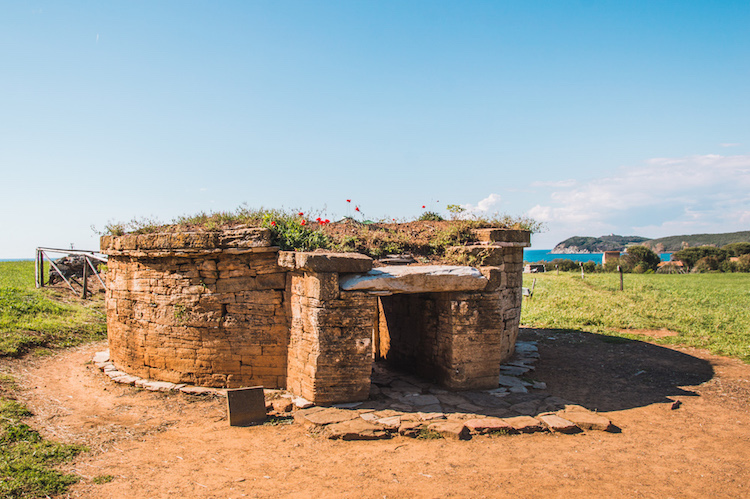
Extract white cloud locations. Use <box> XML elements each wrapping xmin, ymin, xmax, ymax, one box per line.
<box><xmin>460</xmin><ymin>193</ymin><xmax>501</xmax><ymax>216</ymax></box>
<box><xmin>720</xmin><ymin>143</ymin><xmax>741</xmax><ymax>147</ymax></box>
<box><xmin>529</xmin><ymin>154</ymin><xmax>750</xmax><ymax>240</ymax></box>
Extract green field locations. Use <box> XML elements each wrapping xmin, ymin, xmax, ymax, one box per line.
<box><xmin>0</xmin><ymin>261</ymin><xmax>104</xmax><ymax>497</ymax></box>
<box><xmin>522</xmin><ymin>272</ymin><xmax>750</xmax><ymax>363</ymax></box>
<box><xmin>0</xmin><ymin>261</ymin><xmax>105</xmax><ymax>357</ymax></box>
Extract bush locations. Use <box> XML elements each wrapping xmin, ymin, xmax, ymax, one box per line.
<box><xmin>417</xmin><ymin>211</ymin><xmax>444</xmax><ymax>222</ymax></box>
<box><xmin>582</xmin><ymin>261</ymin><xmax>596</xmax><ymax>273</ymax></box>
<box><xmin>692</xmin><ymin>256</ymin><xmax>721</xmax><ymax>273</ymax></box>
<box><xmin>736</xmin><ymin>254</ymin><xmax>750</xmax><ymax>273</ymax></box>
<box><xmin>672</xmin><ymin>246</ymin><xmax>728</xmax><ymax>269</ymax></box>
<box><xmin>723</xmin><ymin>242</ymin><xmax>750</xmax><ymax>257</ymax></box>
<box><xmin>622</xmin><ymin>245</ymin><xmax>661</xmax><ymax>272</ymax></box>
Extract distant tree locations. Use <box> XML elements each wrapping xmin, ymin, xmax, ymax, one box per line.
<box><xmin>672</xmin><ymin>246</ymin><xmax>728</xmax><ymax>269</ymax></box>
<box><xmin>692</xmin><ymin>256</ymin><xmax>721</xmax><ymax>273</ymax></box>
<box><xmin>737</xmin><ymin>254</ymin><xmax>750</xmax><ymax>273</ymax></box>
<box><xmin>722</xmin><ymin>242</ymin><xmax>750</xmax><ymax>257</ymax></box>
<box><xmin>622</xmin><ymin>245</ymin><xmax>661</xmax><ymax>272</ymax></box>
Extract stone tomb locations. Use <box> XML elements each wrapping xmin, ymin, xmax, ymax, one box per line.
<box><xmin>101</xmin><ymin>227</ymin><xmax>529</xmax><ymax>404</ymax></box>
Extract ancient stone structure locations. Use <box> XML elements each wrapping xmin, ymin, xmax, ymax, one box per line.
<box><xmin>101</xmin><ymin>227</ymin><xmax>530</xmax><ymax>404</ymax></box>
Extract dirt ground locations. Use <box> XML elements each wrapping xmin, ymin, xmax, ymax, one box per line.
<box><xmin>5</xmin><ymin>327</ymin><xmax>750</xmax><ymax>499</ymax></box>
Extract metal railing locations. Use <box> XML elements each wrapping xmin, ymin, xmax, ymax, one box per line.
<box><xmin>35</xmin><ymin>247</ymin><xmax>108</xmax><ymax>298</ymax></box>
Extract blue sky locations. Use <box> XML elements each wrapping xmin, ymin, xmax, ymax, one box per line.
<box><xmin>1</xmin><ymin>1</ymin><xmax>748</xmax><ymax>258</ymax></box>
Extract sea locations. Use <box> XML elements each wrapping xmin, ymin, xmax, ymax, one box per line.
<box><xmin>524</xmin><ymin>249</ymin><xmax>673</xmax><ymax>264</ymax></box>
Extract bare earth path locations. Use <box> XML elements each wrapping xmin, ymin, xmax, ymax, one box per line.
<box><xmin>6</xmin><ymin>328</ymin><xmax>750</xmax><ymax>498</ymax></box>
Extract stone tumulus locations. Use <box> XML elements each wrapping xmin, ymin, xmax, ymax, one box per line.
<box><xmin>101</xmin><ymin>226</ymin><xmax>530</xmax><ymax>404</ymax></box>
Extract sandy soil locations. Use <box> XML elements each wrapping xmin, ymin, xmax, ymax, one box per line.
<box><xmin>5</xmin><ymin>328</ymin><xmax>750</xmax><ymax>499</ymax></box>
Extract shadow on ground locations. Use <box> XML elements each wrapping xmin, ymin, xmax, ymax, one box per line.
<box><xmin>352</xmin><ymin>327</ymin><xmax>715</xmax><ymax>423</ymax></box>
<box><xmin>523</xmin><ymin>327</ymin><xmax>714</xmax><ymax>412</ymax></box>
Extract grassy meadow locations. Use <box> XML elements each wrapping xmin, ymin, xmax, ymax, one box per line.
<box><xmin>522</xmin><ymin>271</ymin><xmax>750</xmax><ymax>363</ymax></box>
<box><xmin>0</xmin><ymin>261</ymin><xmax>105</xmax><ymax>498</ymax></box>
<box><xmin>0</xmin><ymin>261</ymin><xmax>105</xmax><ymax>357</ymax></box>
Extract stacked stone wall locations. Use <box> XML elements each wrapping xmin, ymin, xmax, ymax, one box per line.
<box><xmin>103</xmin><ymin>229</ymin><xmax>288</xmax><ymax>388</ymax></box>
<box><xmin>102</xmin><ymin>227</ymin><xmax>530</xmax><ymax>403</ymax></box>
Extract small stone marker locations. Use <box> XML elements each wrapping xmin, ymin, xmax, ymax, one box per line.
<box><xmin>226</xmin><ymin>386</ymin><xmax>266</xmax><ymax>426</ymax></box>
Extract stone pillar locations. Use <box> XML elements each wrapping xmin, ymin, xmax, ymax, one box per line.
<box><xmin>280</xmin><ymin>251</ymin><xmax>375</xmax><ymax>404</ymax></box>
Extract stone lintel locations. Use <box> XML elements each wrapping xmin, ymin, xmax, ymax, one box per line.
<box><xmin>279</xmin><ymin>251</ymin><xmax>373</xmax><ymax>273</ymax></box>
<box><xmin>471</xmin><ymin>228</ymin><xmax>531</xmax><ymax>245</ymax></box>
<box><xmin>339</xmin><ymin>265</ymin><xmax>488</xmax><ymax>294</ymax></box>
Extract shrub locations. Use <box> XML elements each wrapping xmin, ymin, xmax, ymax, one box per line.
<box><xmin>736</xmin><ymin>254</ymin><xmax>750</xmax><ymax>273</ymax></box>
<box><xmin>418</xmin><ymin>211</ymin><xmax>444</xmax><ymax>222</ymax></box>
<box><xmin>723</xmin><ymin>242</ymin><xmax>750</xmax><ymax>257</ymax></box>
<box><xmin>622</xmin><ymin>245</ymin><xmax>661</xmax><ymax>272</ymax></box>
<box><xmin>582</xmin><ymin>261</ymin><xmax>597</xmax><ymax>273</ymax></box>
<box><xmin>672</xmin><ymin>246</ymin><xmax>728</xmax><ymax>269</ymax></box>
<box><xmin>692</xmin><ymin>256</ymin><xmax>721</xmax><ymax>273</ymax></box>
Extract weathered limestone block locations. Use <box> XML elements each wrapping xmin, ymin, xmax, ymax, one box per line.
<box><xmin>445</xmin><ymin>245</ymin><xmax>505</xmax><ymax>266</ymax></box>
<box><xmin>471</xmin><ymin>228</ymin><xmax>531</xmax><ymax>245</ymax></box>
<box><xmin>278</xmin><ymin>251</ymin><xmax>373</xmax><ymax>273</ymax></box>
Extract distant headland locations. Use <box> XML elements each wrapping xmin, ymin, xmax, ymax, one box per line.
<box><xmin>551</xmin><ymin>230</ymin><xmax>750</xmax><ymax>253</ymax></box>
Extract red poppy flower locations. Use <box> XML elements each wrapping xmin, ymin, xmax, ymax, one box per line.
<box><xmin>324</xmin><ymin>219</ymin><xmax>330</xmax><ymax>224</ymax></box>
<box><xmin>346</xmin><ymin>199</ymin><xmax>351</xmax><ymax>203</ymax></box>
<box><xmin>355</xmin><ymin>206</ymin><xmax>360</xmax><ymax>212</ymax></box>
<box><xmin>422</xmin><ymin>205</ymin><xmax>426</xmax><ymax>209</ymax></box>
<box><xmin>298</xmin><ymin>212</ymin><xmax>304</xmax><ymax>217</ymax></box>
<box><xmin>316</xmin><ymin>217</ymin><xmax>322</xmax><ymax>222</ymax></box>
<box><xmin>270</xmin><ymin>221</ymin><xmax>276</xmax><ymax>226</ymax></box>
<box><xmin>300</xmin><ymin>219</ymin><xmax>306</xmax><ymax>226</ymax></box>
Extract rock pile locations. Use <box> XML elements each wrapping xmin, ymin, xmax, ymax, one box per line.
<box><xmin>48</xmin><ymin>255</ymin><xmax>94</xmax><ymax>284</ymax></box>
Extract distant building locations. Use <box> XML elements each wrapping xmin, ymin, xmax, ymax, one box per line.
<box><xmin>657</xmin><ymin>260</ymin><xmax>686</xmax><ymax>274</ymax></box>
<box><xmin>524</xmin><ymin>264</ymin><xmax>545</xmax><ymax>273</ymax></box>
<box><xmin>602</xmin><ymin>251</ymin><xmax>621</xmax><ymax>265</ymax></box>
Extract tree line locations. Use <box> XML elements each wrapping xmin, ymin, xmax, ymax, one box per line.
<box><xmin>531</xmin><ymin>242</ymin><xmax>750</xmax><ymax>274</ymax></box>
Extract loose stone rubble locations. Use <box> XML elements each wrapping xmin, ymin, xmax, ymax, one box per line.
<box><xmin>94</xmin><ymin>340</ymin><xmax>615</xmax><ymax>440</ymax></box>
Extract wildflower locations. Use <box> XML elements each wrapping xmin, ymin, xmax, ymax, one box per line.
<box><xmin>422</xmin><ymin>205</ymin><xmax>425</xmax><ymax>209</ymax></box>
<box><xmin>298</xmin><ymin>212</ymin><xmax>304</xmax><ymax>217</ymax></box>
<box><xmin>300</xmin><ymin>219</ymin><xmax>306</xmax><ymax>226</ymax></box>
<box><xmin>270</xmin><ymin>221</ymin><xmax>276</xmax><ymax>226</ymax></box>
<box><xmin>355</xmin><ymin>206</ymin><xmax>360</xmax><ymax>212</ymax></box>
<box><xmin>324</xmin><ymin>219</ymin><xmax>330</xmax><ymax>224</ymax></box>
<box><xmin>316</xmin><ymin>217</ymin><xmax>322</xmax><ymax>223</ymax></box>
<box><xmin>347</xmin><ymin>199</ymin><xmax>351</xmax><ymax>203</ymax></box>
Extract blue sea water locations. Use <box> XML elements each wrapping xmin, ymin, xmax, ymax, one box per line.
<box><xmin>524</xmin><ymin>249</ymin><xmax>672</xmax><ymax>264</ymax></box>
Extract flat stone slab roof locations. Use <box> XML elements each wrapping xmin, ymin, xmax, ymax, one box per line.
<box><xmin>339</xmin><ymin>265</ymin><xmax>488</xmax><ymax>294</ymax></box>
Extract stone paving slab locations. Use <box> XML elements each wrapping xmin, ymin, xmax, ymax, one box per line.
<box><xmin>558</xmin><ymin>408</ymin><xmax>613</xmax><ymax>431</ymax></box>
<box><xmin>428</xmin><ymin>421</ymin><xmax>470</xmax><ymax>440</ymax></box>
<box><xmin>464</xmin><ymin>417</ymin><xmax>514</xmax><ymax>435</ymax></box>
<box><xmin>504</xmin><ymin>416</ymin><xmax>545</xmax><ymax>433</ymax></box>
<box><xmin>324</xmin><ymin>419</ymin><xmax>392</xmax><ymax>440</ymax></box>
<box><xmin>538</xmin><ymin>414</ymin><xmax>580</xmax><ymax>434</ymax></box>
<box><xmin>92</xmin><ymin>339</ymin><xmax>618</xmax><ymax>442</ymax></box>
